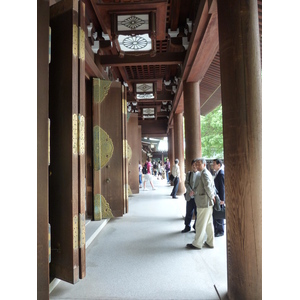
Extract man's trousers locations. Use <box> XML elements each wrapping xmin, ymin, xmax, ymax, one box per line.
<box><xmin>184</xmin><ymin>198</ymin><xmax>197</xmax><ymax>229</ymax></box>
<box><xmin>192</xmin><ymin>206</ymin><xmax>214</xmax><ymax>248</ymax></box>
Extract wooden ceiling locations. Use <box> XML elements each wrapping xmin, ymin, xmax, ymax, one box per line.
<box><xmin>81</xmin><ymin>0</ymin><xmax>262</xmax><ymax>137</ymax></box>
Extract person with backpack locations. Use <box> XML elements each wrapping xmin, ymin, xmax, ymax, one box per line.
<box><xmin>182</xmin><ymin>159</ymin><xmax>199</xmax><ymax>233</ymax></box>
<box><xmin>142</xmin><ymin>157</ymin><xmax>156</xmax><ymax>191</ymax></box>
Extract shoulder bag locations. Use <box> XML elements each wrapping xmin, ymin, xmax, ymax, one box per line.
<box><xmin>169</xmin><ymin>173</ymin><xmax>174</xmax><ymax>181</ymax></box>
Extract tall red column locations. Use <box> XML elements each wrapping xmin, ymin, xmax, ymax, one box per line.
<box><xmin>184</xmin><ymin>81</ymin><xmax>202</xmax><ymax>168</ymax></box>
<box><xmin>218</xmin><ymin>0</ymin><xmax>262</xmax><ymax>299</ymax></box>
<box><xmin>173</xmin><ymin>112</ymin><xmax>185</xmax><ymax>194</ymax></box>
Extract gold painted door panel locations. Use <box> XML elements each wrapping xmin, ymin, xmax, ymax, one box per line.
<box><xmin>93</xmin><ymin>79</ymin><xmax>125</xmax><ymax>218</ymax></box>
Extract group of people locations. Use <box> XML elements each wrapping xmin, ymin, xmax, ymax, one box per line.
<box><xmin>138</xmin><ymin>156</ymin><xmax>225</xmax><ymax>250</ymax></box>
<box><xmin>183</xmin><ymin>158</ymin><xmax>225</xmax><ymax>250</ymax></box>
<box><xmin>152</xmin><ymin>161</ymin><xmax>164</xmax><ymax>179</ymax></box>
<box><xmin>138</xmin><ymin>157</ymin><xmax>172</xmax><ymax>190</ymax></box>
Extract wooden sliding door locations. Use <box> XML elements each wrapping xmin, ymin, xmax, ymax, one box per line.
<box><xmin>49</xmin><ymin>0</ymin><xmax>86</xmax><ymax>284</ymax></box>
<box><xmin>93</xmin><ymin>79</ymin><xmax>126</xmax><ymax>219</ymax></box>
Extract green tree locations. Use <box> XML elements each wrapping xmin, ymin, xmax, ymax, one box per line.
<box><xmin>201</xmin><ymin>104</ymin><xmax>224</xmax><ymax>158</ymax></box>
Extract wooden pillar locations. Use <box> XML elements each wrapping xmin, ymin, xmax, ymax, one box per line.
<box><xmin>183</xmin><ymin>81</ymin><xmax>202</xmax><ymax>168</ymax></box>
<box><xmin>138</xmin><ymin>125</ymin><xmax>142</xmax><ymax>166</ymax></box>
<box><xmin>217</xmin><ymin>0</ymin><xmax>262</xmax><ymax>299</ymax></box>
<box><xmin>37</xmin><ymin>0</ymin><xmax>49</xmax><ymax>298</ymax></box>
<box><xmin>168</xmin><ymin>127</ymin><xmax>174</xmax><ymax>172</ymax></box>
<box><xmin>122</xmin><ymin>86</ymin><xmax>129</xmax><ymax>213</ymax></box>
<box><xmin>173</xmin><ymin>113</ymin><xmax>185</xmax><ymax>194</ymax></box>
<box><xmin>127</xmin><ymin>114</ymin><xmax>139</xmax><ymax>194</ymax></box>
<box><xmin>167</xmin><ymin>127</ymin><xmax>174</xmax><ymax>186</ymax></box>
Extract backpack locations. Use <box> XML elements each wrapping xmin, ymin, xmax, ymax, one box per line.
<box><xmin>142</xmin><ymin>164</ymin><xmax>148</xmax><ymax>174</ymax></box>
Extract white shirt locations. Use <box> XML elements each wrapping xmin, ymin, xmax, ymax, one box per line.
<box><xmin>192</xmin><ymin>171</ymin><xmax>198</xmax><ymax>189</ymax></box>
<box><xmin>172</xmin><ymin>164</ymin><xmax>180</xmax><ymax>177</ymax></box>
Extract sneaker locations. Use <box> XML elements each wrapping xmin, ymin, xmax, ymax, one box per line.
<box><xmin>152</xmin><ymin>188</ymin><xmax>156</xmax><ymax>190</ymax></box>
<box><xmin>143</xmin><ymin>188</ymin><xmax>148</xmax><ymax>191</ymax></box>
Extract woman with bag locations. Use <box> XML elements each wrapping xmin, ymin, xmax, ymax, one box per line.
<box><xmin>142</xmin><ymin>157</ymin><xmax>156</xmax><ymax>191</ymax></box>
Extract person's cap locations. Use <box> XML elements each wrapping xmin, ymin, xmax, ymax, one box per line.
<box><xmin>175</xmin><ymin>159</ymin><xmax>179</xmax><ymax>163</ymax></box>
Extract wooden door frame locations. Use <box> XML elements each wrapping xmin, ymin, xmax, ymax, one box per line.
<box><xmin>37</xmin><ymin>0</ymin><xmax>50</xmax><ymax>298</ymax></box>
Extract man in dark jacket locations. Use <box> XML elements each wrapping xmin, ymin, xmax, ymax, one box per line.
<box><xmin>213</xmin><ymin>159</ymin><xmax>225</xmax><ymax>237</ymax></box>
<box><xmin>182</xmin><ymin>159</ymin><xmax>198</xmax><ymax>233</ymax></box>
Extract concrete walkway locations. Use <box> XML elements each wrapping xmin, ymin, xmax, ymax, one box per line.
<box><xmin>50</xmin><ymin>178</ymin><xmax>227</xmax><ymax>300</ymax></box>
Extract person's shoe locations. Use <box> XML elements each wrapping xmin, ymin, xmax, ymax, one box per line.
<box><xmin>204</xmin><ymin>242</ymin><xmax>214</xmax><ymax>248</ymax></box>
<box><xmin>172</xmin><ymin>196</ymin><xmax>178</xmax><ymax>199</ymax></box>
<box><xmin>186</xmin><ymin>243</ymin><xmax>201</xmax><ymax>250</ymax></box>
<box><xmin>181</xmin><ymin>227</ymin><xmax>190</xmax><ymax>233</ymax></box>
<box><xmin>215</xmin><ymin>232</ymin><xmax>224</xmax><ymax>237</ymax></box>
<box><xmin>152</xmin><ymin>188</ymin><xmax>156</xmax><ymax>190</ymax></box>
<box><xmin>143</xmin><ymin>188</ymin><xmax>148</xmax><ymax>191</ymax></box>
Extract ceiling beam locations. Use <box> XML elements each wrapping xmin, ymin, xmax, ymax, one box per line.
<box><xmin>170</xmin><ymin>0</ymin><xmax>181</xmax><ymax>31</ymax></box>
<box><xmin>168</xmin><ymin>0</ymin><xmax>219</xmax><ymax>128</ymax></box>
<box><xmin>98</xmin><ymin>52</ymin><xmax>185</xmax><ymax>67</ymax></box>
<box><xmin>127</xmin><ymin>92</ymin><xmax>174</xmax><ymax>102</ymax></box>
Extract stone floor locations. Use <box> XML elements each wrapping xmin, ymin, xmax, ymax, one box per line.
<box><xmin>50</xmin><ymin>178</ymin><xmax>228</xmax><ymax>300</ymax></box>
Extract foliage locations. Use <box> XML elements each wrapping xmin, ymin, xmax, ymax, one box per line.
<box><xmin>201</xmin><ymin>104</ymin><xmax>224</xmax><ymax>158</ymax></box>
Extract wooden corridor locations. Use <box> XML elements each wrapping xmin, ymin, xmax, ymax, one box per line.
<box><xmin>49</xmin><ymin>178</ymin><xmax>227</xmax><ymax>300</ymax></box>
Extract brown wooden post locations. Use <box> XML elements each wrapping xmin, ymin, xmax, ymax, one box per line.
<box><xmin>183</xmin><ymin>81</ymin><xmax>202</xmax><ymax>168</ymax></box>
<box><xmin>122</xmin><ymin>85</ymin><xmax>129</xmax><ymax>213</ymax></box>
<box><xmin>37</xmin><ymin>0</ymin><xmax>49</xmax><ymax>298</ymax></box>
<box><xmin>127</xmin><ymin>114</ymin><xmax>139</xmax><ymax>194</ymax></box>
<box><xmin>173</xmin><ymin>113</ymin><xmax>185</xmax><ymax>194</ymax></box>
<box><xmin>78</xmin><ymin>0</ymin><xmax>86</xmax><ymax>279</ymax></box>
<box><xmin>217</xmin><ymin>0</ymin><xmax>262</xmax><ymax>299</ymax></box>
<box><xmin>138</xmin><ymin>125</ymin><xmax>142</xmax><ymax>168</ymax></box>
<box><xmin>168</xmin><ymin>127</ymin><xmax>174</xmax><ymax>178</ymax></box>
<box><xmin>49</xmin><ymin>0</ymin><xmax>80</xmax><ymax>284</ymax></box>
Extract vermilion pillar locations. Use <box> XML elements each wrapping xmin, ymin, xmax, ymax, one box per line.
<box><xmin>173</xmin><ymin>112</ymin><xmax>185</xmax><ymax>194</ymax></box>
<box><xmin>183</xmin><ymin>81</ymin><xmax>202</xmax><ymax>167</ymax></box>
<box><xmin>217</xmin><ymin>0</ymin><xmax>262</xmax><ymax>299</ymax></box>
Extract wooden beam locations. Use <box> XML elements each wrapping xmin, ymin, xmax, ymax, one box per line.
<box><xmin>85</xmin><ymin>38</ymin><xmax>108</xmax><ymax>79</ymax></box>
<box><xmin>186</xmin><ymin>11</ymin><xmax>219</xmax><ymax>82</ymax></box>
<box><xmin>170</xmin><ymin>0</ymin><xmax>181</xmax><ymax>31</ymax></box>
<box><xmin>91</xmin><ymin>1</ymin><xmax>167</xmax><ymax>40</ymax></box>
<box><xmin>140</xmin><ymin>119</ymin><xmax>168</xmax><ymax>135</ymax></box>
<box><xmin>168</xmin><ymin>0</ymin><xmax>213</xmax><ymax>128</ymax></box>
<box><xmin>127</xmin><ymin>92</ymin><xmax>174</xmax><ymax>102</ymax></box>
<box><xmin>98</xmin><ymin>52</ymin><xmax>185</xmax><ymax>67</ymax></box>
